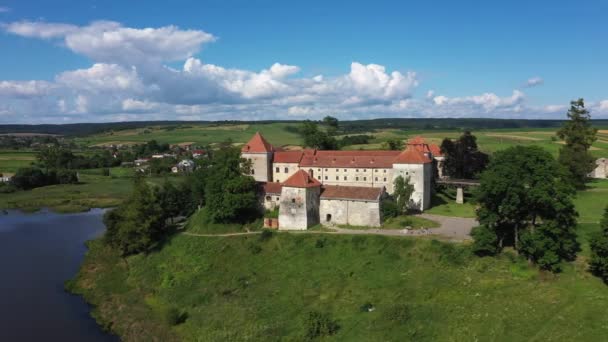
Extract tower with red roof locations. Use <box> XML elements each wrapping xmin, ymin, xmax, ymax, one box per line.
<box><xmin>278</xmin><ymin>170</ymin><xmax>321</xmax><ymax>230</ymax></box>
<box><xmin>241</xmin><ymin>132</ymin><xmax>275</xmax><ymax>182</ymax></box>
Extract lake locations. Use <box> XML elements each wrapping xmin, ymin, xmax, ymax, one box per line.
<box><xmin>0</xmin><ymin>208</ymin><xmax>117</xmax><ymax>341</ymax></box>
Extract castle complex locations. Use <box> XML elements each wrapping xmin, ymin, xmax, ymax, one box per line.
<box><xmin>241</xmin><ymin>132</ymin><xmax>443</xmax><ymax>230</ymax></box>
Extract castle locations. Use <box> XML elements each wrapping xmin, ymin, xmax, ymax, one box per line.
<box><xmin>241</xmin><ymin>132</ymin><xmax>442</xmax><ymax>230</ymax></box>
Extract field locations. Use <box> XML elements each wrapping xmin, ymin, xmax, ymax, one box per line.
<box><xmin>0</xmin><ymin>150</ymin><xmax>36</xmax><ymax>173</ymax></box>
<box><xmin>0</xmin><ymin>167</ymin><xmax>176</xmax><ymax>213</ymax></box>
<box><xmin>70</xmin><ymin>230</ymin><xmax>608</xmax><ymax>341</ymax></box>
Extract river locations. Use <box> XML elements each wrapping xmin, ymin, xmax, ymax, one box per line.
<box><xmin>0</xmin><ymin>208</ymin><xmax>117</xmax><ymax>341</ymax></box>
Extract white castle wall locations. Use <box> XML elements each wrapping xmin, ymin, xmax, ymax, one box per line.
<box><xmin>319</xmin><ymin>199</ymin><xmax>381</xmax><ymax>227</ymax></box>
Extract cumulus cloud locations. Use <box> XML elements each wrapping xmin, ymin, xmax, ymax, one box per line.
<box><xmin>5</xmin><ymin>20</ymin><xmax>216</xmax><ymax>65</ymax></box>
<box><xmin>0</xmin><ymin>19</ymin><xmax>595</xmax><ymax>123</ymax></box>
<box><xmin>525</xmin><ymin>76</ymin><xmax>544</xmax><ymax>88</ymax></box>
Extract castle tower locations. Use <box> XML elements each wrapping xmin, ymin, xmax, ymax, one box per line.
<box><xmin>278</xmin><ymin>170</ymin><xmax>321</xmax><ymax>230</ymax></box>
<box><xmin>392</xmin><ymin>146</ymin><xmax>433</xmax><ymax>210</ymax></box>
<box><xmin>241</xmin><ymin>132</ymin><xmax>274</xmax><ymax>182</ymax></box>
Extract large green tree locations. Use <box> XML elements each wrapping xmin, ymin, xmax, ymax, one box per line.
<box><xmin>557</xmin><ymin>99</ymin><xmax>597</xmax><ymax>189</ymax></box>
<box><xmin>103</xmin><ymin>176</ymin><xmax>165</xmax><ymax>256</ymax></box>
<box><xmin>393</xmin><ymin>175</ymin><xmax>415</xmax><ymax>214</ymax></box>
<box><xmin>301</xmin><ymin>121</ymin><xmax>338</xmax><ymax>150</ymax></box>
<box><xmin>475</xmin><ymin>146</ymin><xmax>579</xmax><ymax>271</ymax></box>
<box><xmin>589</xmin><ymin>206</ymin><xmax>608</xmax><ymax>283</ymax></box>
<box><xmin>202</xmin><ymin>147</ymin><xmax>259</xmax><ymax>223</ymax></box>
<box><xmin>440</xmin><ymin>131</ymin><xmax>489</xmax><ymax>179</ymax></box>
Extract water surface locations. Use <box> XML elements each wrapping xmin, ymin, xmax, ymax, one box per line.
<box><xmin>0</xmin><ymin>208</ymin><xmax>117</xmax><ymax>341</ymax></box>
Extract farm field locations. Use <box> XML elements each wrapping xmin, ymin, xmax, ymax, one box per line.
<box><xmin>0</xmin><ymin>150</ymin><xmax>37</xmax><ymax>173</ymax></box>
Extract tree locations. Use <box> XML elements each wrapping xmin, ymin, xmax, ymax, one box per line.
<box><xmin>322</xmin><ymin>116</ymin><xmax>339</xmax><ymax>130</ymax></box>
<box><xmin>393</xmin><ymin>175</ymin><xmax>415</xmax><ymax>214</ymax></box>
<box><xmin>589</xmin><ymin>206</ymin><xmax>608</xmax><ymax>283</ymax></box>
<box><xmin>301</xmin><ymin>121</ymin><xmax>338</xmax><ymax>150</ymax></box>
<box><xmin>557</xmin><ymin>99</ymin><xmax>597</xmax><ymax>189</ymax></box>
<box><xmin>440</xmin><ymin>131</ymin><xmax>489</xmax><ymax>179</ymax></box>
<box><xmin>103</xmin><ymin>176</ymin><xmax>165</xmax><ymax>256</ymax></box>
<box><xmin>381</xmin><ymin>139</ymin><xmax>404</xmax><ymax>151</ymax></box>
<box><xmin>202</xmin><ymin>147</ymin><xmax>259</xmax><ymax>223</ymax></box>
<box><xmin>475</xmin><ymin>146</ymin><xmax>579</xmax><ymax>271</ymax></box>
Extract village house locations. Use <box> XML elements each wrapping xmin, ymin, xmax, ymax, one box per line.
<box><xmin>242</xmin><ymin>132</ymin><xmax>442</xmax><ymax>230</ymax></box>
<box><xmin>172</xmin><ymin>159</ymin><xmax>195</xmax><ymax>173</ymax></box>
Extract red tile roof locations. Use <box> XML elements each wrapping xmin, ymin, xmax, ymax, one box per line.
<box><xmin>299</xmin><ymin>150</ymin><xmax>400</xmax><ymax>168</ymax></box>
<box><xmin>241</xmin><ymin>132</ymin><xmax>274</xmax><ymax>153</ymax></box>
<box><xmin>320</xmin><ymin>185</ymin><xmax>384</xmax><ymax>201</ymax></box>
<box><xmin>393</xmin><ymin>147</ymin><xmax>432</xmax><ymax>164</ymax></box>
<box><xmin>283</xmin><ymin>170</ymin><xmax>321</xmax><ymax>188</ymax></box>
<box><xmin>429</xmin><ymin>144</ymin><xmax>443</xmax><ymax>156</ymax></box>
<box><xmin>261</xmin><ymin>182</ymin><xmax>283</xmax><ymax>194</ymax></box>
<box><xmin>273</xmin><ymin>151</ymin><xmax>304</xmax><ymax>163</ymax></box>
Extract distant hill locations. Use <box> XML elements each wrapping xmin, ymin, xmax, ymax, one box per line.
<box><xmin>1</xmin><ymin>118</ymin><xmax>607</xmax><ymax>136</ymax></box>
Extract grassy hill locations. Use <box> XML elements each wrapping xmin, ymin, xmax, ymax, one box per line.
<box><xmin>70</xmin><ymin>231</ymin><xmax>608</xmax><ymax>341</ymax></box>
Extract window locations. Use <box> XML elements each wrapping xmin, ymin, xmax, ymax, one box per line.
<box><xmin>275</xmin><ymin>167</ymin><xmax>279</xmax><ymax>173</ymax></box>
<box><xmin>375</xmin><ymin>177</ymin><xmax>378</xmax><ymax>181</ymax></box>
<box><xmin>318</xmin><ymin>168</ymin><xmax>321</xmax><ymax>172</ymax></box>
<box><xmin>383</xmin><ymin>169</ymin><xmax>387</xmax><ymax>173</ymax></box>
<box><xmin>344</xmin><ymin>169</ymin><xmax>347</xmax><ymax>172</ymax></box>
<box><xmin>406</xmin><ymin>171</ymin><xmax>409</xmax><ymax>175</ymax></box>
<box><xmin>356</xmin><ymin>177</ymin><xmax>359</xmax><ymax>181</ymax></box>
<box><xmin>336</xmin><ymin>176</ymin><xmax>339</xmax><ymax>180</ymax></box>
<box><xmin>291</xmin><ymin>198</ymin><xmax>296</xmax><ymax>203</ymax></box>
<box><xmin>335</xmin><ymin>169</ymin><xmax>339</xmax><ymax>172</ymax></box>
<box><xmin>356</xmin><ymin>169</ymin><xmax>359</xmax><ymax>172</ymax></box>
<box><xmin>276</xmin><ymin>197</ymin><xmax>280</xmax><ymax>201</ymax></box>
<box><xmin>363</xmin><ymin>169</ymin><xmax>367</xmax><ymax>172</ymax></box>
<box><xmin>325</xmin><ymin>176</ymin><xmax>328</xmax><ymax>180</ymax></box>
<box><xmin>383</xmin><ymin>177</ymin><xmax>387</xmax><ymax>182</ymax></box>
<box><xmin>344</xmin><ymin>176</ymin><xmax>347</xmax><ymax>180</ymax></box>
<box><xmin>363</xmin><ymin>177</ymin><xmax>367</xmax><ymax>181</ymax></box>
<box><xmin>265</xmin><ymin>196</ymin><xmax>271</xmax><ymax>201</ymax></box>
<box><xmin>251</xmin><ymin>169</ymin><xmax>255</xmax><ymax>175</ymax></box>
<box><xmin>284</xmin><ymin>167</ymin><xmax>288</xmax><ymax>173</ymax></box>
<box><xmin>375</xmin><ymin>169</ymin><xmax>378</xmax><ymax>173</ymax></box>
<box><xmin>325</xmin><ymin>168</ymin><xmax>328</xmax><ymax>171</ymax></box>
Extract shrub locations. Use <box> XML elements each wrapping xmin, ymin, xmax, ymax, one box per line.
<box><xmin>164</xmin><ymin>307</ymin><xmax>188</xmax><ymax>326</ymax></box>
<box><xmin>359</xmin><ymin>302</ymin><xmax>375</xmax><ymax>312</ymax></box>
<box><xmin>384</xmin><ymin>304</ymin><xmax>410</xmax><ymax>323</ymax></box>
<box><xmin>259</xmin><ymin>229</ymin><xmax>274</xmax><ymax>242</ymax></box>
<box><xmin>305</xmin><ymin>311</ymin><xmax>340</xmax><ymax>340</ymax></box>
<box><xmin>470</xmin><ymin>226</ymin><xmax>499</xmax><ymax>256</ymax></box>
<box><xmin>381</xmin><ymin>198</ymin><xmax>399</xmax><ymax>219</ymax></box>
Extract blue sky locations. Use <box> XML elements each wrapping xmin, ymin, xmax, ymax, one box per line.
<box><xmin>0</xmin><ymin>0</ymin><xmax>607</xmax><ymax>123</ymax></box>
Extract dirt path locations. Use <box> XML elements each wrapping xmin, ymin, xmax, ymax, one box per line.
<box><xmin>182</xmin><ymin>214</ymin><xmax>478</xmax><ymax>241</ymax></box>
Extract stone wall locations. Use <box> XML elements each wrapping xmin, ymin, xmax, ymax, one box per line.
<box><xmin>278</xmin><ymin>186</ymin><xmax>320</xmax><ymax>230</ymax></box>
<box><xmin>319</xmin><ymin>199</ymin><xmax>381</xmax><ymax>227</ymax></box>
<box><xmin>242</xmin><ymin>152</ymin><xmax>272</xmax><ymax>182</ymax></box>
<box><xmin>591</xmin><ymin>158</ymin><xmax>607</xmax><ymax>179</ymax></box>
<box><xmin>271</xmin><ymin>162</ymin><xmax>299</xmax><ymax>183</ymax></box>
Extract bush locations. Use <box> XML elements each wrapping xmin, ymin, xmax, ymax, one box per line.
<box><xmin>384</xmin><ymin>304</ymin><xmax>410</xmax><ymax>323</ymax></box>
<box><xmin>381</xmin><ymin>198</ymin><xmax>399</xmax><ymax>219</ymax></box>
<box><xmin>359</xmin><ymin>302</ymin><xmax>375</xmax><ymax>312</ymax></box>
<box><xmin>305</xmin><ymin>311</ymin><xmax>340</xmax><ymax>340</ymax></box>
<box><xmin>164</xmin><ymin>307</ymin><xmax>188</xmax><ymax>326</ymax></box>
<box><xmin>471</xmin><ymin>225</ymin><xmax>499</xmax><ymax>256</ymax></box>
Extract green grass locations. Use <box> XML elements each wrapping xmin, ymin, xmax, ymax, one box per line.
<box><xmin>0</xmin><ymin>150</ymin><xmax>36</xmax><ymax>173</ymax></box>
<box><xmin>339</xmin><ymin>215</ymin><xmax>440</xmax><ymax>230</ymax></box>
<box><xmin>0</xmin><ymin>168</ymin><xmax>172</xmax><ymax>213</ymax></box>
<box><xmin>70</xmin><ymin>233</ymin><xmax>608</xmax><ymax>341</ymax></box>
<box><xmin>425</xmin><ymin>189</ymin><xmax>478</xmax><ymax>218</ymax></box>
<box><xmin>184</xmin><ymin>210</ymin><xmax>262</xmax><ymax>234</ymax></box>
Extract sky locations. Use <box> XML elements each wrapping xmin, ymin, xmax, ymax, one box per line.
<box><xmin>0</xmin><ymin>0</ymin><xmax>607</xmax><ymax>124</ymax></box>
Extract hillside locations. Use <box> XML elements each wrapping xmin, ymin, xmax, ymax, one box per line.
<box><xmin>70</xmin><ymin>232</ymin><xmax>608</xmax><ymax>341</ymax></box>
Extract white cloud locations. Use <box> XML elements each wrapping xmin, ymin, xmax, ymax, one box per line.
<box><xmin>5</xmin><ymin>20</ymin><xmax>216</xmax><ymax>65</ymax></box>
<box><xmin>525</xmin><ymin>76</ymin><xmax>544</xmax><ymax>88</ymax></box>
<box><xmin>0</xmin><ymin>6</ymin><xmax>11</xmax><ymax>13</ymax></box>
<box><xmin>0</xmin><ymin>80</ymin><xmax>55</xmax><ymax>97</ymax></box>
<box><xmin>0</xmin><ymin>19</ymin><xmax>597</xmax><ymax>123</ymax></box>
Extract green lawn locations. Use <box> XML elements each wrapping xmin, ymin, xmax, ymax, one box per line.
<box><xmin>0</xmin><ymin>168</ymin><xmax>175</xmax><ymax>213</ymax></box>
<box><xmin>184</xmin><ymin>210</ymin><xmax>263</xmax><ymax>234</ymax></box>
<box><xmin>70</xmin><ymin>232</ymin><xmax>608</xmax><ymax>341</ymax></box>
<box><xmin>0</xmin><ymin>150</ymin><xmax>37</xmax><ymax>173</ymax></box>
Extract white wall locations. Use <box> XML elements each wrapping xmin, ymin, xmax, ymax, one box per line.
<box><xmin>242</xmin><ymin>152</ymin><xmax>272</xmax><ymax>182</ymax></box>
<box><xmin>319</xmin><ymin>199</ymin><xmax>381</xmax><ymax>227</ymax></box>
<box><xmin>278</xmin><ymin>186</ymin><xmax>320</xmax><ymax>230</ymax></box>
<box><xmin>391</xmin><ymin>163</ymin><xmax>431</xmax><ymax>210</ymax></box>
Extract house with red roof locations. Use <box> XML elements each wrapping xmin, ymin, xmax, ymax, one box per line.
<box><xmin>242</xmin><ymin>132</ymin><xmax>441</xmax><ymax>228</ymax></box>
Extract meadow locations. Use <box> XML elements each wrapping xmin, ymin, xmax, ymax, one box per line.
<box><xmin>70</xmin><ymin>229</ymin><xmax>608</xmax><ymax>341</ymax></box>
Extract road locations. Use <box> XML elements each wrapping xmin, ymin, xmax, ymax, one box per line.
<box><xmin>182</xmin><ymin>214</ymin><xmax>478</xmax><ymax>241</ymax></box>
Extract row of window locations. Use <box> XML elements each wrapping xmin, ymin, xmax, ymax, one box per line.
<box><xmin>323</xmin><ymin>175</ymin><xmax>388</xmax><ymax>182</ymax></box>
<box><xmin>274</xmin><ymin>166</ymin><xmax>389</xmax><ymax>174</ymax></box>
